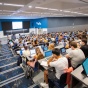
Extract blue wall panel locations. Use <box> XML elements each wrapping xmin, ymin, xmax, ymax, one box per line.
<box><xmin>0</xmin><ymin>22</ymin><xmax>2</xmax><ymax>31</ymax></box>
<box><xmin>30</xmin><ymin>18</ymin><xmax>48</xmax><ymax>28</ymax></box>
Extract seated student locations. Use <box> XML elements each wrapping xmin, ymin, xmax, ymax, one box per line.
<box><xmin>65</xmin><ymin>41</ymin><xmax>85</xmax><ymax>69</ymax></box>
<box><xmin>17</xmin><ymin>46</ymin><xmax>30</xmax><ymax>66</ymax></box>
<box><xmin>48</xmin><ymin>43</ymin><xmax>55</xmax><ymax>50</ymax></box>
<box><xmin>35</xmin><ymin>47</ymin><xmax>44</xmax><ymax>60</ymax></box>
<box><xmin>40</xmin><ymin>48</ymin><xmax>68</xmax><ymax>88</ymax></box>
<box><xmin>22</xmin><ymin>46</ymin><xmax>30</xmax><ymax>57</ymax></box>
<box><xmin>33</xmin><ymin>39</ymin><xmax>39</xmax><ymax>47</ymax></box>
<box><xmin>80</xmin><ymin>38</ymin><xmax>88</xmax><ymax>57</ymax></box>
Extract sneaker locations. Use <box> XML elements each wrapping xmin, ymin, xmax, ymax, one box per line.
<box><xmin>40</xmin><ymin>83</ymin><xmax>49</xmax><ymax>88</ymax></box>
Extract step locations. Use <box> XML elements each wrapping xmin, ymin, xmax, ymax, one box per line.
<box><xmin>0</xmin><ymin>56</ymin><xmax>18</xmax><ymax>66</ymax></box>
<box><xmin>0</xmin><ymin>54</ymin><xmax>13</xmax><ymax>59</ymax></box>
<box><xmin>1</xmin><ymin>75</ymin><xmax>34</xmax><ymax>88</ymax></box>
<box><xmin>0</xmin><ymin>66</ymin><xmax>23</xmax><ymax>82</ymax></box>
<box><xmin>0</xmin><ymin>62</ymin><xmax>17</xmax><ymax>72</ymax></box>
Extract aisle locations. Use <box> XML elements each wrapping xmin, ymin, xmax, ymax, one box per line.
<box><xmin>0</xmin><ymin>44</ymin><xmax>35</xmax><ymax>88</ymax></box>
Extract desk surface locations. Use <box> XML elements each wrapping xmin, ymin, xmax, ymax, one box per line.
<box><xmin>71</xmin><ymin>65</ymin><xmax>88</xmax><ymax>86</ymax></box>
<box><xmin>38</xmin><ymin>56</ymin><xmax>52</xmax><ymax>70</ymax></box>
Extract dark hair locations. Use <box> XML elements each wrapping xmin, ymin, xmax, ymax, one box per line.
<box><xmin>24</xmin><ymin>46</ymin><xmax>28</xmax><ymax>50</ymax></box>
<box><xmin>52</xmin><ymin>48</ymin><xmax>60</xmax><ymax>56</ymax></box>
<box><xmin>82</xmin><ymin>38</ymin><xmax>87</xmax><ymax>45</ymax></box>
<box><xmin>70</xmin><ymin>41</ymin><xmax>77</xmax><ymax>48</ymax></box>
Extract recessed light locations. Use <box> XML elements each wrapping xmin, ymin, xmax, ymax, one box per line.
<box><xmin>4</xmin><ymin>3</ymin><xmax>24</xmax><ymax>7</ymax></box>
<box><xmin>60</xmin><ymin>10</ymin><xmax>63</xmax><ymax>12</ymax></box>
<box><xmin>0</xmin><ymin>3</ymin><xmax>2</xmax><ymax>5</ymax></box>
<box><xmin>29</xmin><ymin>6</ymin><xmax>32</xmax><ymax>8</ymax></box>
<box><xmin>35</xmin><ymin>7</ymin><xmax>48</xmax><ymax>10</ymax></box>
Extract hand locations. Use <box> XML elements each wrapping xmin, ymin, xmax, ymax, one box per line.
<box><xmin>52</xmin><ymin>58</ymin><xmax>57</xmax><ymax>61</ymax></box>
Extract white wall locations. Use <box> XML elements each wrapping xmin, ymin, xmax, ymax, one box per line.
<box><xmin>0</xmin><ymin>31</ymin><xmax>5</xmax><ymax>38</ymax></box>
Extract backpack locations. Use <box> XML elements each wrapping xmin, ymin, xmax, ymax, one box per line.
<box><xmin>25</xmin><ymin>65</ymin><xmax>34</xmax><ymax>78</ymax></box>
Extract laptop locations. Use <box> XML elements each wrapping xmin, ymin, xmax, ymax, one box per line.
<box><xmin>45</xmin><ymin>50</ymin><xmax>52</xmax><ymax>60</ymax></box>
<box><xmin>60</xmin><ymin>47</ymin><xmax>67</xmax><ymax>55</ymax></box>
<box><xmin>82</xmin><ymin>58</ymin><xmax>88</xmax><ymax>76</ymax></box>
<box><xmin>43</xmin><ymin>46</ymin><xmax>48</xmax><ymax>51</ymax></box>
<box><xmin>30</xmin><ymin>49</ymin><xmax>36</xmax><ymax>57</ymax></box>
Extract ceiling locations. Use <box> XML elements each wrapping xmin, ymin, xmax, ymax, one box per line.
<box><xmin>0</xmin><ymin>0</ymin><xmax>88</xmax><ymax>19</ymax></box>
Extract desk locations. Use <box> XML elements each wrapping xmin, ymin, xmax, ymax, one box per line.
<box><xmin>38</xmin><ymin>56</ymin><xmax>52</xmax><ymax>70</ymax></box>
<box><xmin>71</xmin><ymin>65</ymin><xmax>88</xmax><ymax>88</ymax></box>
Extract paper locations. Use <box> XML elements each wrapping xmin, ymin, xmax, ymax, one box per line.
<box><xmin>41</xmin><ymin>61</ymin><xmax>48</xmax><ymax>67</ymax></box>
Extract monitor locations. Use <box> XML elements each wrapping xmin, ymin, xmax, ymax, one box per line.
<box><xmin>82</xmin><ymin>58</ymin><xmax>88</xmax><ymax>76</ymax></box>
<box><xmin>45</xmin><ymin>50</ymin><xmax>52</xmax><ymax>57</ymax></box>
<box><xmin>30</xmin><ymin>49</ymin><xmax>36</xmax><ymax>55</ymax></box>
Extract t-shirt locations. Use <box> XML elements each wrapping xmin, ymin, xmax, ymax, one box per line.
<box><xmin>23</xmin><ymin>49</ymin><xmax>30</xmax><ymax>57</ymax></box>
<box><xmin>50</xmin><ymin>57</ymin><xmax>68</xmax><ymax>79</ymax></box>
<box><xmin>68</xmin><ymin>48</ymin><xmax>85</xmax><ymax>68</ymax></box>
<box><xmin>80</xmin><ymin>45</ymin><xmax>88</xmax><ymax>57</ymax></box>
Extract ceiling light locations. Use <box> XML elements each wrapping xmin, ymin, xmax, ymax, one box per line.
<box><xmin>4</xmin><ymin>3</ymin><xmax>24</xmax><ymax>7</ymax></box>
<box><xmin>83</xmin><ymin>14</ymin><xmax>88</xmax><ymax>15</ymax></box>
<box><xmin>0</xmin><ymin>3</ymin><xmax>2</xmax><ymax>5</ymax></box>
<box><xmin>63</xmin><ymin>10</ymin><xmax>71</xmax><ymax>13</ymax></box>
<box><xmin>29</xmin><ymin>6</ymin><xmax>32</xmax><ymax>8</ymax></box>
<box><xmin>48</xmin><ymin>8</ymin><xmax>58</xmax><ymax>11</ymax></box>
<box><xmin>35</xmin><ymin>7</ymin><xmax>48</xmax><ymax>10</ymax></box>
<box><xmin>60</xmin><ymin>10</ymin><xmax>63</xmax><ymax>11</ymax></box>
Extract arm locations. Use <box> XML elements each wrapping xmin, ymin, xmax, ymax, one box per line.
<box><xmin>47</xmin><ymin>56</ymin><xmax>54</xmax><ymax>65</ymax></box>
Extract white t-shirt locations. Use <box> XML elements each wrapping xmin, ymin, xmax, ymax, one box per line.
<box><xmin>23</xmin><ymin>49</ymin><xmax>30</xmax><ymax>57</ymax></box>
<box><xmin>68</xmin><ymin>48</ymin><xmax>85</xmax><ymax>68</ymax></box>
<box><xmin>50</xmin><ymin>57</ymin><xmax>68</xmax><ymax>79</ymax></box>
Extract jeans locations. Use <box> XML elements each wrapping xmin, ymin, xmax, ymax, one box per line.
<box><xmin>48</xmin><ymin>78</ymin><xmax>65</xmax><ymax>88</ymax></box>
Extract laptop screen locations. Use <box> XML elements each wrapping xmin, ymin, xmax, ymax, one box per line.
<box><xmin>43</xmin><ymin>46</ymin><xmax>48</xmax><ymax>51</ymax></box>
<box><xmin>45</xmin><ymin>50</ymin><xmax>52</xmax><ymax>57</ymax></box>
<box><xmin>30</xmin><ymin>49</ymin><xmax>36</xmax><ymax>55</ymax></box>
<box><xmin>82</xmin><ymin>58</ymin><xmax>88</xmax><ymax>76</ymax></box>
<box><xmin>60</xmin><ymin>48</ymin><xmax>66</xmax><ymax>54</ymax></box>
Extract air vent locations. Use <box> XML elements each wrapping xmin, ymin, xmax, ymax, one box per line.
<box><xmin>79</xmin><ymin>0</ymin><xmax>88</xmax><ymax>3</ymax></box>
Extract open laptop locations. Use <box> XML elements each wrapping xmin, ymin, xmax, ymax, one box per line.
<box><xmin>60</xmin><ymin>47</ymin><xmax>67</xmax><ymax>55</ymax></box>
<box><xmin>82</xmin><ymin>58</ymin><xmax>88</xmax><ymax>76</ymax></box>
<box><xmin>43</xmin><ymin>46</ymin><xmax>48</xmax><ymax>51</ymax></box>
<box><xmin>30</xmin><ymin>49</ymin><xmax>36</xmax><ymax>57</ymax></box>
<box><xmin>45</xmin><ymin>50</ymin><xmax>52</xmax><ymax>60</ymax></box>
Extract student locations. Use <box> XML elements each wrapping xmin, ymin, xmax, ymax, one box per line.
<box><xmin>66</xmin><ymin>41</ymin><xmax>85</xmax><ymax>69</ymax></box>
<box><xmin>40</xmin><ymin>48</ymin><xmax>68</xmax><ymax>88</ymax></box>
<box><xmin>80</xmin><ymin>38</ymin><xmax>88</xmax><ymax>57</ymax></box>
<box><xmin>22</xmin><ymin>46</ymin><xmax>30</xmax><ymax>57</ymax></box>
<box><xmin>35</xmin><ymin>47</ymin><xmax>44</xmax><ymax>60</ymax></box>
<box><xmin>48</xmin><ymin>43</ymin><xmax>55</xmax><ymax>50</ymax></box>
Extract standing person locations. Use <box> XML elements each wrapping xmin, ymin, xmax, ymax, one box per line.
<box><xmin>11</xmin><ymin>34</ymin><xmax>16</xmax><ymax>41</ymax></box>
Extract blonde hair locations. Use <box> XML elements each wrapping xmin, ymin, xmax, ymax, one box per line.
<box><xmin>48</xmin><ymin>43</ymin><xmax>55</xmax><ymax>50</ymax></box>
<box><xmin>35</xmin><ymin>47</ymin><xmax>44</xmax><ymax>60</ymax></box>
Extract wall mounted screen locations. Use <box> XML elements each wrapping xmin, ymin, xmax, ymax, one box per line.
<box><xmin>12</xmin><ymin>22</ymin><xmax>23</xmax><ymax>29</ymax></box>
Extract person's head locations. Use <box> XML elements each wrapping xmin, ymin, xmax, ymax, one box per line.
<box><xmin>70</xmin><ymin>41</ymin><xmax>77</xmax><ymax>50</ymax></box>
<box><xmin>52</xmin><ymin>48</ymin><xmax>60</xmax><ymax>59</ymax></box>
<box><xmin>81</xmin><ymin>38</ymin><xmax>87</xmax><ymax>45</ymax></box>
<box><xmin>48</xmin><ymin>43</ymin><xmax>55</xmax><ymax>50</ymax></box>
<box><xmin>36</xmin><ymin>47</ymin><xmax>41</xmax><ymax>54</ymax></box>
<box><xmin>24</xmin><ymin>46</ymin><xmax>28</xmax><ymax>50</ymax></box>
